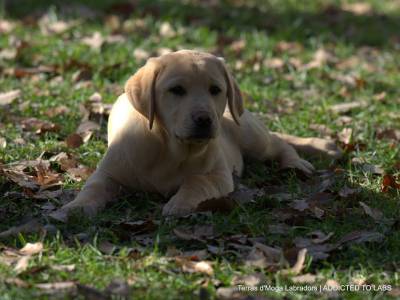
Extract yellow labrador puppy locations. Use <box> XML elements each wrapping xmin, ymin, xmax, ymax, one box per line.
<box><xmin>51</xmin><ymin>50</ymin><xmax>340</xmax><ymax>220</ymax></box>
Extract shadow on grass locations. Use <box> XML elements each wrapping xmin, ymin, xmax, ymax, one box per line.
<box><xmin>3</xmin><ymin>0</ymin><xmax>400</xmax><ymax>48</ymax></box>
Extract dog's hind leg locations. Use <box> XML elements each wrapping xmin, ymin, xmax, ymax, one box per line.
<box><xmin>271</xmin><ymin>132</ymin><xmax>342</xmax><ymax>159</ymax></box>
<box><xmin>237</xmin><ymin>110</ymin><xmax>315</xmax><ymax>175</ymax></box>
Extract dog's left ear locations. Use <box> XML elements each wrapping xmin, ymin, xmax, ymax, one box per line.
<box><xmin>125</xmin><ymin>58</ymin><xmax>160</xmax><ymax>130</ymax></box>
<box><xmin>220</xmin><ymin>60</ymin><xmax>244</xmax><ymax>125</ymax></box>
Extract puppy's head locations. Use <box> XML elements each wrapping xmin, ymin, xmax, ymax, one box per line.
<box><xmin>125</xmin><ymin>50</ymin><xmax>243</xmax><ymax>144</ymax></box>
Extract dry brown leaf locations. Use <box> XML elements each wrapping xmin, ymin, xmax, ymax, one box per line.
<box><xmin>0</xmin><ymin>137</ymin><xmax>6</xmax><ymax>149</ymax></box>
<box><xmin>0</xmin><ymin>19</ymin><xmax>15</xmax><ymax>33</ymax></box>
<box><xmin>82</xmin><ymin>31</ymin><xmax>104</xmax><ymax>50</ymax></box>
<box><xmin>19</xmin><ymin>242</ymin><xmax>43</xmax><ymax>255</ymax></box>
<box><xmin>44</xmin><ymin>105</ymin><xmax>70</xmax><ymax>117</ymax></box>
<box><xmin>0</xmin><ymin>89</ymin><xmax>20</xmax><ymax>106</ymax></box>
<box><xmin>133</xmin><ymin>48</ymin><xmax>151</xmax><ymax>62</ymax></box>
<box><xmin>232</xmin><ymin>273</ymin><xmax>265</xmax><ymax>286</ymax></box>
<box><xmin>50</xmin><ymin>264</ymin><xmax>76</xmax><ymax>272</ymax></box>
<box><xmin>0</xmin><ymin>48</ymin><xmax>16</xmax><ymax>60</ymax></box>
<box><xmin>361</xmin><ymin>164</ymin><xmax>384</xmax><ymax>175</ymax></box>
<box><xmin>244</xmin><ymin>242</ymin><xmax>284</xmax><ymax>269</ymax></box>
<box><xmin>303</xmin><ymin>48</ymin><xmax>336</xmax><ymax>69</ymax></box>
<box><xmin>5</xmin><ymin>278</ymin><xmax>30</xmax><ymax>288</ymax></box>
<box><xmin>65</xmin><ymin>133</ymin><xmax>84</xmax><ymax>148</ymax></box>
<box><xmin>330</xmin><ymin>101</ymin><xmax>366</xmax><ymax>114</ymax></box>
<box><xmin>176</xmin><ymin>257</ymin><xmax>214</xmax><ymax>276</ymax></box>
<box><xmin>290</xmin><ymin>199</ymin><xmax>309</xmax><ymax>211</ymax></box>
<box><xmin>338</xmin><ymin>185</ymin><xmax>359</xmax><ymax>198</ymax></box>
<box><xmin>336</xmin><ymin>230</ymin><xmax>384</xmax><ymax>245</ymax></box>
<box><xmin>359</xmin><ymin>201</ymin><xmax>384</xmax><ymax>222</ymax></box>
<box><xmin>36</xmin><ymin>281</ymin><xmax>76</xmax><ymax>291</ymax></box>
<box><xmin>342</xmin><ymin>2</ymin><xmax>372</xmax><ymax>15</ymax></box>
<box><xmin>20</xmin><ymin>117</ymin><xmax>60</xmax><ymax>134</ymax></box>
<box><xmin>66</xmin><ymin>166</ymin><xmax>94</xmax><ymax>181</ymax></box>
<box><xmin>291</xmin><ymin>273</ymin><xmax>317</xmax><ymax>284</ymax></box>
<box><xmin>264</xmin><ymin>58</ymin><xmax>285</xmax><ymax>69</ymax></box>
<box><xmin>382</xmin><ymin>174</ymin><xmax>400</xmax><ymax>192</ymax></box>
<box><xmin>38</xmin><ymin>14</ymin><xmax>78</xmax><ymax>35</ymax></box>
<box><xmin>308</xmin><ymin>230</ymin><xmax>334</xmax><ymax>244</ymax></box>
<box><xmin>229</xmin><ymin>184</ymin><xmax>264</xmax><ymax>205</ymax></box>
<box><xmin>281</xmin><ymin>248</ymin><xmax>307</xmax><ymax>275</ymax></box>
<box><xmin>76</xmin><ymin>120</ymin><xmax>100</xmax><ymax>142</ymax></box>
<box><xmin>159</xmin><ymin>22</ymin><xmax>176</xmax><ymax>38</ymax></box>
<box><xmin>14</xmin><ymin>256</ymin><xmax>31</xmax><ymax>273</ymax></box>
<box><xmin>98</xmin><ymin>241</ymin><xmax>118</xmax><ymax>255</ymax></box>
<box><xmin>337</xmin><ymin>127</ymin><xmax>352</xmax><ymax>144</ymax></box>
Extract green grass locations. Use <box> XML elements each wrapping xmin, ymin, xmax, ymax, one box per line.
<box><xmin>1</xmin><ymin>0</ymin><xmax>400</xmax><ymax>299</ymax></box>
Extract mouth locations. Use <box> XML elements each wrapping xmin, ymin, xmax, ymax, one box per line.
<box><xmin>174</xmin><ymin>133</ymin><xmax>214</xmax><ymax>144</ymax></box>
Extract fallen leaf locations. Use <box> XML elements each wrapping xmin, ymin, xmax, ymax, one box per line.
<box><xmin>0</xmin><ymin>137</ymin><xmax>6</xmax><ymax>148</ymax></box>
<box><xmin>303</xmin><ymin>48</ymin><xmax>336</xmax><ymax>69</ymax></box>
<box><xmin>0</xmin><ymin>89</ymin><xmax>20</xmax><ymax>106</ymax></box>
<box><xmin>104</xmin><ymin>279</ymin><xmax>131</xmax><ymax>298</ymax></box>
<box><xmin>50</xmin><ymin>264</ymin><xmax>76</xmax><ymax>272</ymax></box>
<box><xmin>382</xmin><ymin>174</ymin><xmax>400</xmax><ymax>192</ymax></box>
<box><xmin>133</xmin><ymin>48</ymin><xmax>151</xmax><ymax>62</ymax></box>
<box><xmin>65</xmin><ymin>133</ymin><xmax>84</xmax><ymax>148</ymax></box>
<box><xmin>361</xmin><ymin>164</ymin><xmax>384</xmax><ymax>175</ymax></box>
<box><xmin>14</xmin><ymin>255</ymin><xmax>31</xmax><ymax>273</ymax></box>
<box><xmin>337</xmin><ymin>127</ymin><xmax>353</xmax><ymax>144</ymax></box>
<box><xmin>229</xmin><ymin>184</ymin><xmax>264</xmax><ymax>205</ymax></box>
<box><xmin>232</xmin><ymin>273</ymin><xmax>265</xmax><ymax>286</ymax></box>
<box><xmin>5</xmin><ymin>278</ymin><xmax>30</xmax><ymax>288</ymax></box>
<box><xmin>176</xmin><ymin>257</ymin><xmax>214</xmax><ymax>276</ymax></box>
<box><xmin>20</xmin><ymin>117</ymin><xmax>60</xmax><ymax>134</ymax></box>
<box><xmin>244</xmin><ymin>242</ymin><xmax>284</xmax><ymax>269</ymax></box>
<box><xmin>159</xmin><ymin>22</ymin><xmax>176</xmax><ymax>38</ymax></box>
<box><xmin>291</xmin><ymin>273</ymin><xmax>317</xmax><ymax>283</ymax></box>
<box><xmin>82</xmin><ymin>31</ymin><xmax>104</xmax><ymax>50</ymax></box>
<box><xmin>338</xmin><ymin>185</ymin><xmax>359</xmax><ymax>198</ymax></box>
<box><xmin>116</xmin><ymin>219</ymin><xmax>157</xmax><ymax>235</ymax></box>
<box><xmin>330</xmin><ymin>101</ymin><xmax>366</xmax><ymax>114</ymax></box>
<box><xmin>36</xmin><ymin>281</ymin><xmax>76</xmax><ymax>291</ymax></box>
<box><xmin>281</xmin><ymin>248</ymin><xmax>307</xmax><ymax>275</ymax></box>
<box><xmin>44</xmin><ymin>105</ymin><xmax>70</xmax><ymax>117</ymax></box>
<box><xmin>290</xmin><ymin>199</ymin><xmax>309</xmax><ymax>211</ymax></box>
<box><xmin>307</xmin><ymin>230</ymin><xmax>334</xmax><ymax>244</ymax></box>
<box><xmin>342</xmin><ymin>2</ymin><xmax>372</xmax><ymax>15</ymax></box>
<box><xmin>76</xmin><ymin>120</ymin><xmax>100</xmax><ymax>143</ymax></box>
<box><xmin>0</xmin><ymin>19</ymin><xmax>15</xmax><ymax>33</ymax></box>
<box><xmin>359</xmin><ymin>201</ymin><xmax>384</xmax><ymax>222</ymax></box>
<box><xmin>66</xmin><ymin>166</ymin><xmax>94</xmax><ymax>181</ymax></box>
<box><xmin>336</xmin><ymin>230</ymin><xmax>384</xmax><ymax>245</ymax></box>
<box><xmin>98</xmin><ymin>241</ymin><xmax>118</xmax><ymax>255</ymax></box>
<box><xmin>19</xmin><ymin>242</ymin><xmax>43</xmax><ymax>255</ymax></box>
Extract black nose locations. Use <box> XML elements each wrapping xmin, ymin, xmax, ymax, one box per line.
<box><xmin>192</xmin><ymin>112</ymin><xmax>212</xmax><ymax>128</ymax></box>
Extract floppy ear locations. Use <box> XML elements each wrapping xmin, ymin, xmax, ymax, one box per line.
<box><xmin>222</xmin><ymin>62</ymin><xmax>244</xmax><ymax>125</ymax></box>
<box><xmin>125</xmin><ymin>58</ymin><xmax>160</xmax><ymax>130</ymax></box>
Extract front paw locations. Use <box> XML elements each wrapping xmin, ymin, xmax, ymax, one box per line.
<box><xmin>281</xmin><ymin>158</ymin><xmax>315</xmax><ymax>176</ymax></box>
<box><xmin>162</xmin><ymin>196</ymin><xmax>198</xmax><ymax>217</ymax></box>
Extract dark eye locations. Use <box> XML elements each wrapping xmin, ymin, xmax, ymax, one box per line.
<box><xmin>209</xmin><ymin>85</ymin><xmax>221</xmax><ymax>95</ymax></box>
<box><xmin>169</xmin><ymin>85</ymin><xmax>186</xmax><ymax>96</ymax></box>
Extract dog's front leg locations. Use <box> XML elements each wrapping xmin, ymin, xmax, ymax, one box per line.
<box><xmin>50</xmin><ymin>169</ymin><xmax>120</xmax><ymax>222</ymax></box>
<box><xmin>162</xmin><ymin>171</ymin><xmax>234</xmax><ymax>217</ymax></box>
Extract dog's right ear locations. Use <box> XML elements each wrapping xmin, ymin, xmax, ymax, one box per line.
<box><xmin>125</xmin><ymin>58</ymin><xmax>161</xmax><ymax>130</ymax></box>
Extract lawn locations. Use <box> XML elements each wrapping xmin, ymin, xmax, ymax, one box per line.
<box><xmin>0</xmin><ymin>0</ymin><xmax>400</xmax><ymax>299</ymax></box>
